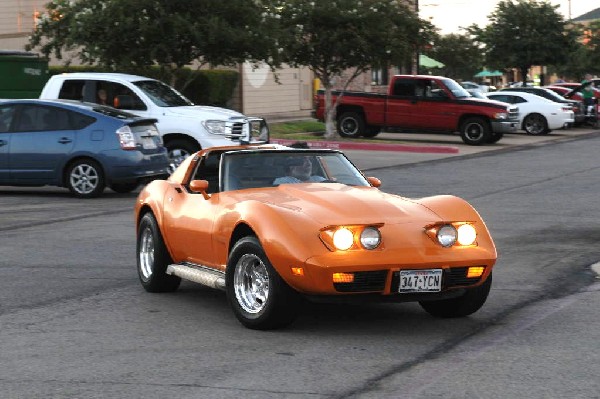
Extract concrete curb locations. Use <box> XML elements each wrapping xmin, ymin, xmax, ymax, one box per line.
<box><xmin>270</xmin><ymin>138</ymin><xmax>460</xmax><ymax>154</ymax></box>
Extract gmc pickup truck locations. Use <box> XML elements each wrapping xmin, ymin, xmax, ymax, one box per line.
<box><xmin>314</xmin><ymin>74</ymin><xmax>519</xmax><ymax>145</ymax></box>
<box><xmin>40</xmin><ymin>73</ymin><xmax>269</xmax><ymax>166</ymax></box>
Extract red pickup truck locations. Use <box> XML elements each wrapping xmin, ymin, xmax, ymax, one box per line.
<box><xmin>314</xmin><ymin>75</ymin><xmax>519</xmax><ymax>145</ymax></box>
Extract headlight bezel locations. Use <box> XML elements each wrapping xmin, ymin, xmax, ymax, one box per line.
<box><xmin>425</xmin><ymin>222</ymin><xmax>478</xmax><ymax>248</ymax></box>
<box><xmin>319</xmin><ymin>224</ymin><xmax>383</xmax><ymax>251</ymax></box>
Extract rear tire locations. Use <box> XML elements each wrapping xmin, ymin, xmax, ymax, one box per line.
<box><xmin>66</xmin><ymin>158</ymin><xmax>105</xmax><ymax>198</ymax></box>
<box><xmin>362</xmin><ymin>126</ymin><xmax>381</xmax><ymax>138</ymax></box>
<box><xmin>419</xmin><ymin>273</ymin><xmax>492</xmax><ymax>318</ymax></box>
<box><xmin>226</xmin><ymin>236</ymin><xmax>300</xmax><ymax>330</ymax></box>
<box><xmin>460</xmin><ymin>117</ymin><xmax>491</xmax><ymax>145</ymax></box>
<box><xmin>337</xmin><ymin>112</ymin><xmax>365</xmax><ymax>138</ymax></box>
<box><xmin>523</xmin><ymin>113</ymin><xmax>548</xmax><ymax>135</ymax></box>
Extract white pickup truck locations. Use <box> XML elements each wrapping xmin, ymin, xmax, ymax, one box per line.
<box><xmin>40</xmin><ymin>72</ymin><xmax>269</xmax><ymax>165</ymax></box>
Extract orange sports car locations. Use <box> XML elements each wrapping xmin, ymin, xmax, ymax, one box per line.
<box><xmin>135</xmin><ymin>145</ymin><xmax>497</xmax><ymax>330</ymax></box>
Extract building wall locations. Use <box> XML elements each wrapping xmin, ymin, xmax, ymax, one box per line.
<box><xmin>241</xmin><ymin>62</ymin><xmax>313</xmax><ymax>119</ymax></box>
<box><xmin>0</xmin><ymin>0</ymin><xmax>44</xmax><ymax>50</ymax></box>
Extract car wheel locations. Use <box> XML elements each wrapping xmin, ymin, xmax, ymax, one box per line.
<box><xmin>165</xmin><ymin>138</ymin><xmax>200</xmax><ymax>169</ymax></box>
<box><xmin>136</xmin><ymin>213</ymin><xmax>181</xmax><ymax>292</ymax></box>
<box><xmin>337</xmin><ymin>112</ymin><xmax>365</xmax><ymax>138</ymax></box>
<box><xmin>66</xmin><ymin>158</ymin><xmax>105</xmax><ymax>198</ymax></box>
<box><xmin>523</xmin><ymin>113</ymin><xmax>548</xmax><ymax>135</ymax></box>
<box><xmin>459</xmin><ymin>117</ymin><xmax>491</xmax><ymax>145</ymax></box>
<box><xmin>362</xmin><ymin>125</ymin><xmax>381</xmax><ymax>138</ymax></box>
<box><xmin>487</xmin><ymin>132</ymin><xmax>503</xmax><ymax>144</ymax></box>
<box><xmin>110</xmin><ymin>182</ymin><xmax>139</xmax><ymax>193</ymax></box>
<box><xmin>226</xmin><ymin>236</ymin><xmax>301</xmax><ymax>330</ymax></box>
<box><xmin>419</xmin><ymin>273</ymin><xmax>492</xmax><ymax>318</ymax></box>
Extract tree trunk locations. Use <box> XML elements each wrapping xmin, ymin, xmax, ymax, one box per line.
<box><xmin>521</xmin><ymin>66</ymin><xmax>529</xmax><ymax>87</ymax></box>
<box><xmin>323</xmin><ymin>85</ymin><xmax>337</xmax><ymax>139</ymax></box>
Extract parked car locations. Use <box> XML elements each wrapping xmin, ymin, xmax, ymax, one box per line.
<box><xmin>0</xmin><ymin>99</ymin><xmax>170</xmax><ymax>198</ymax></box>
<box><xmin>551</xmin><ymin>82</ymin><xmax>600</xmax><ymax>100</ymax></box>
<box><xmin>486</xmin><ymin>91</ymin><xmax>574</xmax><ymax>135</ymax></box>
<box><xmin>500</xmin><ymin>86</ymin><xmax>585</xmax><ymax>125</ymax></box>
<box><xmin>135</xmin><ymin>145</ymin><xmax>497</xmax><ymax>330</ymax></box>
<box><xmin>460</xmin><ymin>81</ymin><xmax>487</xmax><ymax>93</ymax></box>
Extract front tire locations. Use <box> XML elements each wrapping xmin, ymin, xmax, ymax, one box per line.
<box><xmin>226</xmin><ymin>236</ymin><xmax>300</xmax><ymax>330</ymax></box>
<box><xmin>419</xmin><ymin>273</ymin><xmax>492</xmax><ymax>318</ymax></box>
<box><xmin>136</xmin><ymin>213</ymin><xmax>181</xmax><ymax>292</ymax></box>
<box><xmin>460</xmin><ymin>117</ymin><xmax>491</xmax><ymax>145</ymax></box>
<box><xmin>523</xmin><ymin>113</ymin><xmax>548</xmax><ymax>135</ymax></box>
<box><xmin>165</xmin><ymin>138</ymin><xmax>200</xmax><ymax>169</ymax></box>
<box><xmin>337</xmin><ymin>112</ymin><xmax>365</xmax><ymax>138</ymax></box>
<box><xmin>66</xmin><ymin>158</ymin><xmax>105</xmax><ymax>198</ymax></box>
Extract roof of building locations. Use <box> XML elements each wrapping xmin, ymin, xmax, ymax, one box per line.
<box><xmin>572</xmin><ymin>7</ymin><xmax>600</xmax><ymax>22</ymax></box>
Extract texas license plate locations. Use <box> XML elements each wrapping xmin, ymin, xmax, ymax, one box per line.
<box><xmin>399</xmin><ymin>269</ymin><xmax>442</xmax><ymax>293</ymax></box>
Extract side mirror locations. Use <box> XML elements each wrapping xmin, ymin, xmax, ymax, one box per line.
<box><xmin>366</xmin><ymin>176</ymin><xmax>381</xmax><ymax>188</ymax></box>
<box><xmin>190</xmin><ymin>179</ymin><xmax>210</xmax><ymax>199</ymax></box>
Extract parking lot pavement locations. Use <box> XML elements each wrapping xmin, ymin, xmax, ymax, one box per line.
<box><xmin>274</xmin><ymin>127</ymin><xmax>600</xmax><ymax>170</ymax></box>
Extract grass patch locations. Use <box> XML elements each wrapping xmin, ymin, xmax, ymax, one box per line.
<box><xmin>270</xmin><ymin>120</ymin><xmax>325</xmax><ymax>136</ymax></box>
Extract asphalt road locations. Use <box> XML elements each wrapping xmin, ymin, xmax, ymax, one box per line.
<box><xmin>1</xmin><ymin>129</ymin><xmax>599</xmax><ymax>398</ymax></box>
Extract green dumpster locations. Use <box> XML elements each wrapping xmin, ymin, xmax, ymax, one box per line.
<box><xmin>0</xmin><ymin>50</ymin><xmax>49</xmax><ymax>99</ymax></box>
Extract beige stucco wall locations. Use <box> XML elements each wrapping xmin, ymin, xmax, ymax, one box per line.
<box><xmin>0</xmin><ymin>0</ymin><xmax>45</xmax><ymax>50</ymax></box>
<box><xmin>241</xmin><ymin>62</ymin><xmax>313</xmax><ymax>119</ymax></box>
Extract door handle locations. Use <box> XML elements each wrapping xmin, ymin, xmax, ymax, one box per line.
<box><xmin>58</xmin><ymin>137</ymin><xmax>72</xmax><ymax>144</ymax></box>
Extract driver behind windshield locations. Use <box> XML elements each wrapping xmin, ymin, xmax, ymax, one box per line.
<box><xmin>273</xmin><ymin>156</ymin><xmax>326</xmax><ymax>185</ymax></box>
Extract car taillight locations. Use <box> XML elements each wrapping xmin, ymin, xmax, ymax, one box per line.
<box><xmin>561</xmin><ymin>106</ymin><xmax>571</xmax><ymax>112</ymax></box>
<box><xmin>116</xmin><ymin>125</ymin><xmax>137</xmax><ymax>150</ymax></box>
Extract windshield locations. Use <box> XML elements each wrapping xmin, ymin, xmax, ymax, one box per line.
<box><xmin>220</xmin><ymin>150</ymin><xmax>370</xmax><ymax>191</ymax></box>
<box><xmin>133</xmin><ymin>80</ymin><xmax>194</xmax><ymax>107</ymax></box>
<box><xmin>443</xmin><ymin>79</ymin><xmax>471</xmax><ymax>98</ymax></box>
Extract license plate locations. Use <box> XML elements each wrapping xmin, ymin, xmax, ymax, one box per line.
<box><xmin>399</xmin><ymin>269</ymin><xmax>442</xmax><ymax>293</ymax></box>
<box><xmin>142</xmin><ymin>137</ymin><xmax>157</xmax><ymax>149</ymax></box>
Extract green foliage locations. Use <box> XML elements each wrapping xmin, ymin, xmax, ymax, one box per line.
<box><xmin>426</xmin><ymin>33</ymin><xmax>485</xmax><ymax>81</ymax></box>
<box><xmin>269</xmin><ymin>0</ymin><xmax>431</xmax><ymax>137</ymax></box>
<box><xmin>48</xmin><ymin>65</ymin><xmax>239</xmax><ymax>107</ymax></box>
<box><xmin>468</xmin><ymin>0</ymin><xmax>577</xmax><ymax>84</ymax></box>
<box><xmin>28</xmin><ymin>0</ymin><xmax>274</xmax><ymax>85</ymax></box>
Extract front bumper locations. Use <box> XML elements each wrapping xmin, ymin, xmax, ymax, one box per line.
<box><xmin>491</xmin><ymin>120</ymin><xmax>518</xmax><ymax>133</ymax></box>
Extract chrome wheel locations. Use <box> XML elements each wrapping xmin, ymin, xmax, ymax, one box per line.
<box><xmin>70</xmin><ymin>163</ymin><xmax>99</xmax><ymax>195</ymax></box>
<box><xmin>233</xmin><ymin>254</ymin><xmax>270</xmax><ymax>314</ymax></box>
<box><xmin>168</xmin><ymin>148</ymin><xmax>191</xmax><ymax>169</ymax></box>
<box><xmin>463</xmin><ymin>121</ymin><xmax>484</xmax><ymax>142</ymax></box>
<box><xmin>139</xmin><ymin>226</ymin><xmax>155</xmax><ymax>280</ymax></box>
<box><xmin>524</xmin><ymin>114</ymin><xmax>547</xmax><ymax>135</ymax></box>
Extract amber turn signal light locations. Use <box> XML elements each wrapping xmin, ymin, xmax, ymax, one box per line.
<box><xmin>333</xmin><ymin>272</ymin><xmax>354</xmax><ymax>283</ymax></box>
<box><xmin>467</xmin><ymin>267</ymin><xmax>485</xmax><ymax>278</ymax></box>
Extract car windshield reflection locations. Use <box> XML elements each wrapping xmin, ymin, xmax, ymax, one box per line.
<box><xmin>220</xmin><ymin>150</ymin><xmax>370</xmax><ymax>191</ymax></box>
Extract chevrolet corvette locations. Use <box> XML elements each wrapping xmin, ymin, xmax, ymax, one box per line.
<box><xmin>135</xmin><ymin>145</ymin><xmax>497</xmax><ymax>329</ymax></box>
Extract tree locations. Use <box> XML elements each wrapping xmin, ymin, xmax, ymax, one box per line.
<box><xmin>271</xmin><ymin>0</ymin><xmax>432</xmax><ymax>138</ymax></box>
<box><xmin>27</xmin><ymin>0</ymin><xmax>275</xmax><ymax>87</ymax></box>
<box><xmin>468</xmin><ymin>0</ymin><xmax>577</xmax><ymax>86</ymax></box>
<box><xmin>425</xmin><ymin>33</ymin><xmax>484</xmax><ymax>81</ymax></box>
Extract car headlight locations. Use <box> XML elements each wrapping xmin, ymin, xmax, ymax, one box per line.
<box><xmin>360</xmin><ymin>227</ymin><xmax>381</xmax><ymax>250</ymax></box>
<box><xmin>319</xmin><ymin>225</ymin><xmax>383</xmax><ymax>251</ymax></box>
<box><xmin>494</xmin><ymin>112</ymin><xmax>508</xmax><ymax>120</ymax></box>
<box><xmin>457</xmin><ymin>224</ymin><xmax>477</xmax><ymax>246</ymax></box>
<box><xmin>437</xmin><ymin>225</ymin><xmax>457</xmax><ymax>247</ymax></box>
<box><xmin>426</xmin><ymin>223</ymin><xmax>477</xmax><ymax>247</ymax></box>
<box><xmin>332</xmin><ymin>228</ymin><xmax>354</xmax><ymax>251</ymax></box>
<box><xmin>203</xmin><ymin>120</ymin><xmax>227</xmax><ymax>135</ymax></box>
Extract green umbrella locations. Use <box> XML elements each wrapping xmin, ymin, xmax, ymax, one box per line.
<box><xmin>474</xmin><ymin>69</ymin><xmax>503</xmax><ymax>78</ymax></box>
<box><xmin>419</xmin><ymin>54</ymin><xmax>444</xmax><ymax>68</ymax></box>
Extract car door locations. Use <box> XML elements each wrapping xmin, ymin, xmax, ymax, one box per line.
<box><xmin>0</xmin><ymin>105</ymin><xmax>16</xmax><ymax>182</ymax></box>
<box><xmin>385</xmin><ymin>78</ymin><xmax>421</xmax><ymax>128</ymax></box>
<box><xmin>9</xmin><ymin>104</ymin><xmax>76</xmax><ymax>183</ymax></box>
<box><xmin>161</xmin><ymin>154</ymin><xmax>221</xmax><ymax>267</ymax></box>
